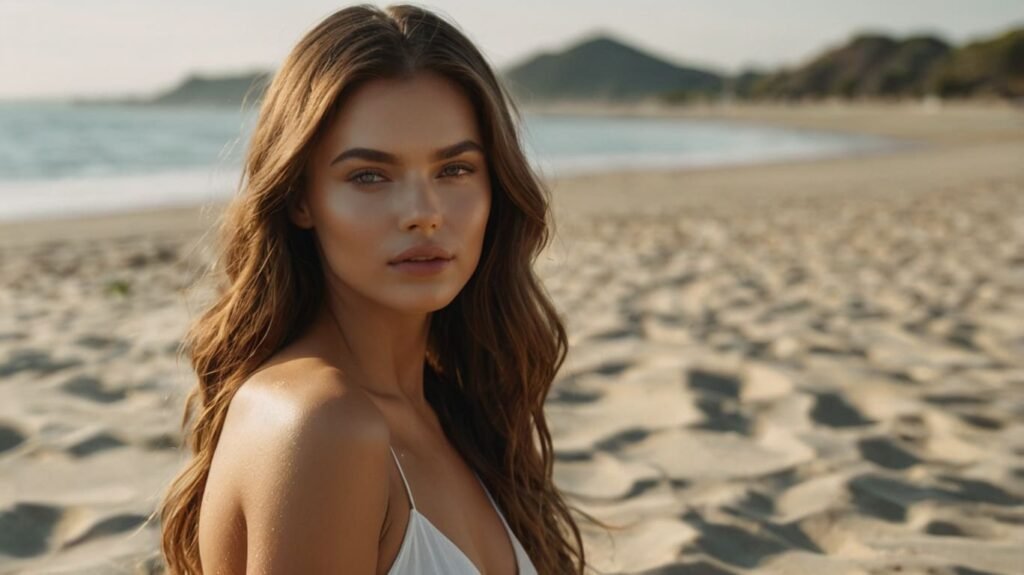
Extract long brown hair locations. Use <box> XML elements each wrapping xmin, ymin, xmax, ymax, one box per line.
<box><xmin>155</xmin><ymin>3</ymin><xmax>594</xmax><ymax>573</ymax></box>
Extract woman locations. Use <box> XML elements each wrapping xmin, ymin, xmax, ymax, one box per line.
<box><xmin>155</xmin><ymin>3</ymin><xmax>589</xmax><ymax>574</ymax></box>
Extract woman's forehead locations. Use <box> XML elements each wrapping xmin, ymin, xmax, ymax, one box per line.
<box><xmin>321</xmin><ymin>71</ymin><xmax>482</xmax><ymax>159</ymax></box>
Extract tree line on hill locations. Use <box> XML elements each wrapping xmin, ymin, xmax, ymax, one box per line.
<box><xmin>706</xmin><ymin>28</ymin><xmax>1024</xmax><ymax>102</ymax></box>
<box><xmin>128</xmin><ymin>25</ymin><xmax>1023</xmax><ymax>107</ymax></box>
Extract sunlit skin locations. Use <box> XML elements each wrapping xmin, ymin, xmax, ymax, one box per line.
<box><xmin>289</xmin><ymin>69</ymin><xmax>492</xmax><ymax>408</ymax></box>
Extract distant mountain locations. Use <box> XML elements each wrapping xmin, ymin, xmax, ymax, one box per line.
<box><xmin>736</xmin><ymin>27</ymin><xmax>1023</xmax><ymax>101</ymax></box>
<box><xmin>930</xmin><ymin>28</ymin><xmax>1024</xmax><ymax>98</ymax></box>
<box><xmin>740</xmin><ymin>34</ymin><xmax>952</xmax><ymax>99</ymax></box>
<box><xmin>500</xmin><ymin>34</ymin><xmax>723</xmax><ymax>103</ymax></box>
<box><xmin>148</xmin><ymin>71</ymin><xmax>271</xmax><ymax>106</ymax></box>
<box><xmin>90</xmin><ymin>25</ymin><xmax>1022</xmax><ymax>108</ymax></box>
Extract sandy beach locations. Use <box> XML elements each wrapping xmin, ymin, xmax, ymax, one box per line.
<box><xmin>1</xmin><ymin>102</ymin><xmax>1022</xmax><ymax>574</ymax></box>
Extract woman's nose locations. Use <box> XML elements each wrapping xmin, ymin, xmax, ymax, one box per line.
<box><xmin>398</xmin><ymin>175</ymin><xmax>443</xmax><ymax>232</ymax></box>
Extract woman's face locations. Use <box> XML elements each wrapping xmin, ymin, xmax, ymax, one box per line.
<box><xmin>294</xmin><ymin>70</ymin><xmax>492</xmax><ymax>314</ymax></box>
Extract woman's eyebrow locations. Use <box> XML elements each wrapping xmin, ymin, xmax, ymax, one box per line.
<box><xmin>329</xmin><ymin>139</ymin><xmax>484</xmax><ymax>166</ymax></box>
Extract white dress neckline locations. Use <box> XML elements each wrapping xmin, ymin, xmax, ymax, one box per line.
<box><xmin>385</xmin><ymin>446</ymin><xmax>537</xmax><ymax>575</ymax></box>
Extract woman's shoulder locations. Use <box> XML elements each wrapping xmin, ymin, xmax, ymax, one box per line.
<box><xmin>229</xmin><ymin>355</ymin><xmax>391</xmax><ymax>453</ymax></box>
<box><xmin>213</xmin><ymin>357</ymin><xmax>395</xmax><ymax>570</ymax></box>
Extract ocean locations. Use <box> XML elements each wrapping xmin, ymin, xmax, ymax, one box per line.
<box><xmin>0</xmin><ymin>103</ymin><xmax>898</xmax><ymax>221</ymax></box>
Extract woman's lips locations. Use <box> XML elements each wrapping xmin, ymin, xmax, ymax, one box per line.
<box><xmin>388</xmin><ymin>257</ymin><xmax>452</xmax><ymax>276</ymax></box>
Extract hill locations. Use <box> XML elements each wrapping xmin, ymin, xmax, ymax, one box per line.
<box><xmin>500</xmin><ymin>34</ymin><xmax>723</xmax><ymax>103</ymax></box>
<box><xmin>930</xmin><ymin>28</ymin><xmax>1024</xmax><ymax>98</ymax></box>
<box><xmin>107</xmin><ymin>26</ymin><xmax>1024</xmax><ymax>107</ymax></box>
<box><xmin>147</xmin><ymin>71</ymin><xmax>271</xmax><ymax>107</ymax></box>
<box><xmin>741</xmin><ymin>34</ymin><xmax>952</xmax><ymax>99</ymax></box>
<box><xmin>738</xmin><ymin>27</ymin><xmax>1023</xmax><ymax>101</ymax></box>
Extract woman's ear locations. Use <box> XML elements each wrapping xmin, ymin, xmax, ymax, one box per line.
<box><xmin>288</xmin><ymin>190</ymin><xmax>315</xmax><ymax>229</ymax></box>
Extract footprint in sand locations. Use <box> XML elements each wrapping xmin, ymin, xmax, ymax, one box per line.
<box><xmin>60</xmin><ymin>512</ymin><xmax>151</xmax><ymax>550</ymax></box>
<box><xmin>0</xmin><ymin>331</ymin><xmax>28</xmax><ymax>343</ymax></box>
<box><xmin>810</xmin><ymin>392</ymin><xmax>874</xmax><ymax>428</ymax></box>
<box><xmin>66</xmin><ymin>431</ymin><xmax>128</xmax><ymax>458</ymax></box>
<box><xmin>73</xmin><ymin>334</ymin><xmax>132</xmax><ymax>359</ymax></box>
<box><xmin>686</xmin><ymin>515</ymin><xmax>791</xmax><ymax>570</ymax></box>
<box><xmin>0</xmin><ymin>502</ymin><xmax>65</xmax><ymax>558</ymax></box>
<box><xmin>936</xmin><ymin>476</ymin><xmax>1023</xmax><ymax>507</ymax></box>
<box><xmin>0</xmin><ymin>422</ymin><xmax>27</xmax><ymax>455</ymax></box>
<box><xmin>857</xmin><ymin>437</ymin><xmax>922</xmax><ymax>470</ymax></box>
<box><xmin>636</xmin><ymin>560</ymin><xmax>736</xmax><ymax>574</ymax></box>
<box><xmin>60</xmin><ymin>375</ymin><xmax>128</xmax><ymax>404</ymax></box>
<box><xmin>847</xmin><ymin>473</ymin><xmax>935</xmax><ymax>522</ymax></box>
<box><xmin>140</xmin><ymin>432</ymin><xmax>180</xmax><ymax>451</ymax></box>
<box><xmin>687</xmin><ymin>368</ymin><xmax>740</xmax><ymax>399</ymax></box>
<box><xmin>0</xmin><ymin>349</ymin><xmax>82</xmax><ymax>378</ymax></box>
<box><xmin>547</xmin><ymin>387</ymin><xmax>603</xmax><ymax>405</ymax></box>
<box><xmin>686</xmin><ymin>368</ymin><xmax>758</xmax><ymax>435</ymax></box>
<box><xmin>553</xmin><ymin>450</ymin><xmax>660</xmax><ymax>500</ymax></box>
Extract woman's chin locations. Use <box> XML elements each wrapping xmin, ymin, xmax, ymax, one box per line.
<box><xmin>385</xmin><ymin>290</ymin><xmax>461</xmax><ymax>314</ymax></box>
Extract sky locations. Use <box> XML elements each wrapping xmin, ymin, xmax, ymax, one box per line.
<box><xmin>1</xmin><ymin>0</ymin><xmax>1022</xmax><ymax>100</ymax></box>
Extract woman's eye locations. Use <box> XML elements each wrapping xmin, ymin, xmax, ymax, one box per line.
<box><xmin>348</xmin><ymin>164</ymin><xmax>474</xmax><ymax>187</ymax></box>
<box><xmin>441</xmin><ymin>164</ymin><xmax>474</xmax><ymax>178</ymax></box>
<box><xmin>349</xmin><ymin>171</ymin><xmax>385</xmax><ymax>185</ymax></box>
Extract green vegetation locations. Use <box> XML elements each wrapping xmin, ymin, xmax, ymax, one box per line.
<box><xmin>504</xmin><ymin>26</ymin><xmax>1024</xmax><ymax>103</ymax></box>
<box><xmin>501</xmin><ymin>34</ymin><xmax>722</xmax><ymax>103</ymax></box>
<box><xmin>738</xmin><ymin>34</ymin><xmax>952</xmax><ymax>99</ymax></box>
<box><xmin>133</xmin><ymin>25</ymin><xmax>1024</xmax><ymax>107</ymax></box>
<box><xmin>738</xmin><ymin>27</ymin><xmax>1023</xmax><ymax>100</ymax></box>
<box><xmin>929</xmin><ymin>28</ymin><xmax>1024</xmax><ymax>98</ymax></box>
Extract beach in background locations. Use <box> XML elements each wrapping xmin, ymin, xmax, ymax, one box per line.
<box><xmin>0</xmin><ymin>103</ymin><xmax>898</xmax><ymax>222</ymax></box>
<box><xmin>0</xmin><ymin>101</ymin><xmax>1022</xmax><ymax>574</ymax></box>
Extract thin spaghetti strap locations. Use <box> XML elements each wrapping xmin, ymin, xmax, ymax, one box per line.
<box><xmin>388</xmin><ymin>446</ymin><xmax>416</xmax><ymax>510</ymax></box>
<box><xmin>471</xmin><ymin>471</ymin><xmax>493</xmax><ymax>504</ymax></box>
<box><xmin>472</xmin><ymin>472</ymin><xmax>504</xmax><ymax>520</ymax></box>
<box><xmin>472</xmin><ymin>471</ymin><xmax>519</xmax><ymax>545</ymax></box>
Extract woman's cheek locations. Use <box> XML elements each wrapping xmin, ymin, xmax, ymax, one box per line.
<box><xmin>460</xmin><ymin>186</ymin><xmax>491</xmax><ymax>236</ymax></box>
<box><xmin>319</xmin><ymin>190</ymin><xmax>385</xmax><ymax>268</ymax></box>
<box><xmin>324</xmin><ymin>186</ymin><xmax>362</xmax><ymax>219</ymax></box>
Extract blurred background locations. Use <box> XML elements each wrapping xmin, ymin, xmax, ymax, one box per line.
<box><xmin>1</xmin><ymin>1</ymin><xmax>1023</xmax><ymax>573</ymax></box>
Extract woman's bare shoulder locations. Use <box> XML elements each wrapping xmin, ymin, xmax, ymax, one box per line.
<box><xmin>214</xmin><ymin>357</ymin><xmax>393</xmax><ymax>570</ymax></box>
<box><xmin>225</xmin><ymin>355</ymin><xmax>392</xmax><ymax>465</ymax></box>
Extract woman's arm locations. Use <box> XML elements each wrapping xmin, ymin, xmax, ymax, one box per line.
<box><xmin>238</xmin><ymin>380</ymin><xmax>391</xmax><ymax>574</ymax></box>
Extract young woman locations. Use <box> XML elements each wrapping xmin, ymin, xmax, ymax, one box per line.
<box><xmin>155</xmin><ymin>3</ymin><xmax>588</xmax><ymax>574</ymax></box>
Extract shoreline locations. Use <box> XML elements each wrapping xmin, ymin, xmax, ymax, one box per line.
<box><xmin>6</xmin><ymin>102</ymin><xmax>1021</xmax><ymax>244</ymax></box>
<box><xmin>522</xmin><ymin>100</ymin><xmax>1024</xmax><ymax>143</ymax></box>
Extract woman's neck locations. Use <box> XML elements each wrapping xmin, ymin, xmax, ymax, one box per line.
<box><xmin>319</xmin><ymin>292</ymin><xmax>432</xmax><ymax>409</ymax></box>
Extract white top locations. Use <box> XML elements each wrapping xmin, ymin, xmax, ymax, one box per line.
<box><xmin>386</xmin><ymin>446</ymin><xmax>539</xmax><ymax>575</ymax></box>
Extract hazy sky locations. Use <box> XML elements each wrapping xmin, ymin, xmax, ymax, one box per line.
<box><xmin>1</xmin><ymin>0</ymin><xmax>1021</xmax><ymax>99</ymax></box>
